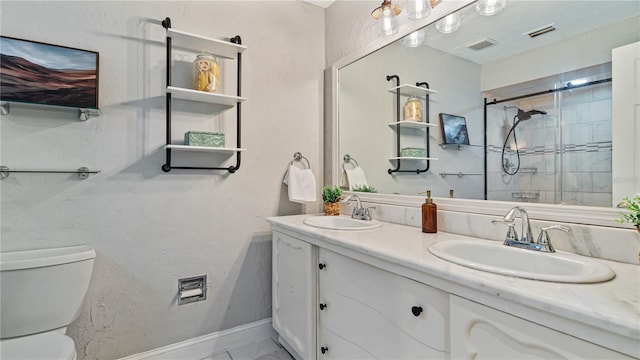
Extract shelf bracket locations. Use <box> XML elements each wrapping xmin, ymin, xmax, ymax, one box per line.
<box><xmin>0</xmin><ymin>102</ymin><xmax>9</xmax><ymax>115</ymax></box>
<box><xmin>79</xmin><ymin>108</ymin><xmax>101</xmax><ymax>121</ymax></box>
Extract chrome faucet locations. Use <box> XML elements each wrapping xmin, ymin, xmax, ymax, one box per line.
<box><xmin>342</xmin><ymin>194</ymin><xmax>375</xmax><ymax>221</ymax></box>
<box><xmin>492</xmin><ymin>206</ymin><xmax>569</xmax><ymax>252</ymax></box>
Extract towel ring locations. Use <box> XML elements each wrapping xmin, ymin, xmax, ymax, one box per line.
<box><xmin>288</xmin><ymin>152</ymin><xmax>311</xmax><ymax>169</ymax></box>
<box><xmin>343</xmin><ymin>154</ymin><xmax>359</xmax><ymax>171</ymax></box>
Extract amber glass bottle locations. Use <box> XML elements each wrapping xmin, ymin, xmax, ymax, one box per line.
<box><xmin>422</xmin><ymin>190</ymin><xmax>437</xmax><ymax>233</ymax></box>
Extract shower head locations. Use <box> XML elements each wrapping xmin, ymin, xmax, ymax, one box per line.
<box><xmin>516</xmin><ymin>108</ymin><xmax>547</xmax><ymax>121</ymax></box>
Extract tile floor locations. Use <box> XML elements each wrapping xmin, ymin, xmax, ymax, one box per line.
<box><xmin>201</xmin><ymin>338</ymin><xmax>294</xmax><ymax>360</ymax></box>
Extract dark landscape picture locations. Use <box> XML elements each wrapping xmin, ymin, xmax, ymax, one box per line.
<box><xmin>440</xmin><ymin>113</ymin><xmax>470</xmax><ymax>145</ymax></box>
<box><xmin>0</xmin><ymin>36</ymin><xmax>98</xmax><ymax>109</ymax></box>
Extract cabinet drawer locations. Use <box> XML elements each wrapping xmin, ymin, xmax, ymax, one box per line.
<box><xmin>450</xmin><ymin>295</ymin><xmax>635</xmax><ymax>359</ymax></box>
<box><xmin>318</xmin><ymin>249</ymin><xmax>448</xmax><ymax>359</ymax></box>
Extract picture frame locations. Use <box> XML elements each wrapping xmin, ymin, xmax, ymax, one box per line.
<box><xmin>0</xmin><ymin>36</ymin><xmax>99</xmax><ymax>109</ymax></box>
<box><xmin>439</xmin><ymin>113</ymin><xmax>470</xmax><ymax>145</ymax></box>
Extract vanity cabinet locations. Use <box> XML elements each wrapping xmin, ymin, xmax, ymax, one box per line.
<box><xmin>272</xmin><ymin>231</ymin><xmax>317</xmax><ymax>360</ymax></box>
<box><xmin>270</xmin><ymin>224</ymin><xmax>635</xmax><ymax>360</ymax></box>
<box><xmin>450</xmin><ymin>295</ymin><xmax>634</xmax><ymax>359</ymax></box>
<box><xmin>317</xmin><ymin>248</ymin><xmax>449</xmax><ymax>359</ymax></box>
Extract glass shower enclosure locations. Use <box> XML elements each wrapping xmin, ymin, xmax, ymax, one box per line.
<box><xmin>485</xmin><ymin>65</ymin><xmax>613</xmax><ymax>207</ymax></box>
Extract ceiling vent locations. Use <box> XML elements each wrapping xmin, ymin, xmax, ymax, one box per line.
<box><xmin>526</xmin><ymin>24</ymin><xmax>556</xmax><ymax>38</ymax></box>
<box><xmin>466</xmin><ymin>38</ymin><xmax>497</xmax><ymax>51</ymax></box>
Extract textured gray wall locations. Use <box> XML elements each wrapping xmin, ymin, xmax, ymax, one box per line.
<box><xmin>0</xmin><ymin>1</ymin><xmax>324</xmax><ymax>359</ymax></box>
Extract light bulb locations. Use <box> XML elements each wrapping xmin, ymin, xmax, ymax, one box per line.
<box><xmin>406</xmin><ymin>0</ymin><xmax>432</xmax><ymax>20</ymax></box>
<box><xmin>401</xmin><ymin>29</ymin><xmax>426</xmax><ymax>47</ymax></box>
<box><xmin>436</xmin><ymin>13</ymin><xmax>462</xmax><ymax>34</ymax></box>
<box><xmin>476</xmin><ymin>0</ymin><xmax>506</xmax><ymax>16</ymax></box>
<box><xmin>378</xmin><ymin>4</ymin><xmax>399</xmax><ymax>36</ymax></box>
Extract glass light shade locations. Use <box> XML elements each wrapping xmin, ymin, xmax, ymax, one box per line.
<box><xmin>401</xmin><ymin>29</ymin><xmax>426</xmax><ymax>47</ymax></box>
<box><xmin>406</xmin><ymin>0</ymin><xmax>432</xmax><ymax>20</ymax></box>
<box><xmin>476</xmin><ymin>0</ymin><xmax>506</xmax><ymax>16</ymax></box>
<box><xmin>378</xmin><ymin>4</ymin><xmax>399</xmax><ymax>36</ymax></box>
<box><xmin>436</xmin><ymin>13</ymin><xmax>462</xmax><ymax>34</ymax></box>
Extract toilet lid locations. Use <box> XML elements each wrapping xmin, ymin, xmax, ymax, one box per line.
<box><xmin>1</xmin><ymin>332</ymin><xmax>76</xmax><ymax>360</ymax></box>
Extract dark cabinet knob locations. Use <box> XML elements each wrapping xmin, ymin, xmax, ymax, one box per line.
<box><xmin>321</xmin><ymin>346</ymin><xmax>329</xmax><ymax>354</ymax></box>
<box><xmin>411</xmin><ymin>306</ymin><xmax>423</xmax><ymax>317</ymax></box>
<box><xmin>319</xmin><ymin>263</ymin><xmax>326</xmax><ymax>270</ymax></box>
<box><xmin>319</xmin><ymin>303</ymin><xmax>327</xmax><ymax>310</ymax></box>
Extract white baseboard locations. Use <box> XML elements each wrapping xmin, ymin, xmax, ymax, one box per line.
<box><xmin>118</xmin><ymin>318</ymin><xmax>276</xmax><ymax>360</ymax></box>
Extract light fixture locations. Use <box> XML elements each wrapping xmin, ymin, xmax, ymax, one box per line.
<box><xmin>406</xmin><ymin>0</ymin><xmax>432</xmax><ymax>20</ymax></box>
<box><xmin>436</xmin><ymin>13</ymin><xmax>462</xmax><ymax>34</ymax></box>
<box><xmin>372</xmin><ymin>0</ymin><xmax>401</xmax><ymax>37</ymax></box>
<box><xmin>401</xmin><ymin>29</ymin><xmax>426</xmax><ymax>47</ymax></box>
<box><xmin>567</xmin><ymin>78</ymin><xmax>588</xmax><ymax>87</ymax></box>
<box><xmin>475</xmin><ymin>0</ymin><xmax>506</xmax><ymax>16</ymax></box>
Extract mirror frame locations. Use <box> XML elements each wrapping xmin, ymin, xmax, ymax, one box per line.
<box><xmin>327</xmin><ymin>0</ymin><xmax>631</xmax><ymax>229</ymax></box>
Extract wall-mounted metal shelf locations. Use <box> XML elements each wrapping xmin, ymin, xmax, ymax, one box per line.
<box><xmin>439</xmin><ymin>143</ymin><xmax>482</xmax><ymax>150</ymax></box>
<box><xmin>164</xmin><ymin>145</ymin><xmax>247</xmax><ymax>153</ymax></box>
<box><xmin>388</xmin><ymin>121</ymin><xmax>438</xmax><ymax>129</ymax></box>
<box><xmin>0</xmin><ymin>166</ymin><xmax>100</xmax><ymax>180</ymax></box>
<box><xmin>386</xmin><ymin>76</ymin><xmax>437</xmax><ymax>175</ymax></box>
<box><xmin>0</xmin><ymin>102</ymin><xmax>101</xmax><ymax>121</ymax></box>
<box><xmin>161</xmin><ymin>17</ymin><xmax>245</xmax><ymax>174</ymax></box>
<box><xmin>439</xmin><ymin>172</ymin><xmax>482</xmax><ymax>178</ymax></box>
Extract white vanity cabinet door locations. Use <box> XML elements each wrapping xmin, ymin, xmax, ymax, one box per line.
<box><xmin>317</xmin><ymin>248</ymin><xmax>449</xmax><ymax>359</ymax></box>
<box><xmin>272</xmin><ymin>231</ymin><xmax>317</xmax><ymax>360</ymax></box>
<box><xmin>450</xmin><ymin>295</ymin><xmax>634</xmax><ymax>359</ymax></box>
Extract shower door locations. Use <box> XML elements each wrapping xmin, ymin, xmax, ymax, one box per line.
<box><xmin>485</xmin><ymin>73</ymin><xmax>613</xmax><ymax>207</ymax></box>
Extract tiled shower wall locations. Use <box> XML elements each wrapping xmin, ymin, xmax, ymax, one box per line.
<box><xmin>487</xmin><ymin>82</ymin><xmax>612</xmax><ymax>207</ymax></box>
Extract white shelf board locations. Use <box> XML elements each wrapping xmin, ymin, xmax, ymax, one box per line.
<box><xmin>166</xmin><ymin>28</ymin><xmax>246</xmax><ymax>59</ymax></box>
<box><xmin>388</xmin><ymin>121</ymin><xmax>438</xmax><ymax>129</ymax></box>
<box><xmin>165</xmin><ymin>145</ymin><xmax>247</xmax><ymax>153</ymax></box>
<box><xmin>167</xmin><ymin>86</ymin><xmax>246</xmax><ymax>106</ymax></box>
<box><xmin>388</xmin><ymin>157</ymin><xmax>438</xmax><ymax>161</ymax></box>
<box><xmin>388</xmin><ymin>84</ymin><xmax>438</xmax><ymax>97</ymax></box>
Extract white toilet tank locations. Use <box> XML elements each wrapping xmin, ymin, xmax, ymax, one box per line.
<box><xmin>0</xmin><ymin>245</ymin><xmax>96</xmax><ymax>339</ymax></box>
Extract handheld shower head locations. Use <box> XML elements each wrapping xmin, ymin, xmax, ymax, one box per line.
<box><xmin>515</xmin><ymin>108</ymin><xmax>547</xmax><ymax>122</ymax></box>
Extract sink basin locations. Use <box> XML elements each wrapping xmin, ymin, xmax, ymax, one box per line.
<box><xmin>303</xmin><ymin>216</ymin><xmax>382</xmax><ymax>231</ymax></box>
<box><xmin>428</xmin><ymin>239</ymin><xmax>615</xmax><ymax>283</ymax></box>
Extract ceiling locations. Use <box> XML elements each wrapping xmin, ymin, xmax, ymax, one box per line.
<box><xmin>422</xmin><ymin>1</ymin><xmax>640</xmax><ymax>65</ymax></box>
<box><xmin>301</xmin><ymin>0</ymin><xmax>336</xmax><ymax>9</ymax></box>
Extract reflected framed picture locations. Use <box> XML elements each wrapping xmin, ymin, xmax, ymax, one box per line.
<box><xmin>439</xmin><ymin>113</ymin><xmax>470</xmax><ymax>145</ymax></box>
<box><xmin>0</xmin><ymin>36</ymin><xmax>99</xmax><ymax>109</ymax></box>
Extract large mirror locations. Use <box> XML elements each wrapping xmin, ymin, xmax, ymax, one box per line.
<box><xmin>335</xmin><ymin>0</ymin><xmax>639</xmax><ymax>210</ymax></box>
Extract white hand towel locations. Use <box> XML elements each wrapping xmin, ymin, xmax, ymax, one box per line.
<box><xmin>284</xmin><ymin>165</ymin><xmax>317</xmax><ymax>203</ymax></box>
<box><xmin>344</xmin><ymin>166</ymin><xmax>368</xmax><ymax>191</ymax></box>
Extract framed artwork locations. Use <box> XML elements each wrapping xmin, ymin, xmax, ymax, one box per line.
<box><xmin>439</xmin><ymin>113</ymin><xmax>470</xmax><ymax>145</ymax></box>
<box><xmin>0</xmin><ymin>36</ymin><xmax>99</xmax><ymax>109</ymax></box>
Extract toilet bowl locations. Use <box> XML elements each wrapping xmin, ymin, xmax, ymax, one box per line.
<box><xmin>1</xmin><ymin>332</ymin><xmax>77</xmax><ymax>360</ymax></box>
<box><xmin>0</xmin><ymin>245</ymin><xmax>96</xmax><ymax>360</ymax></box>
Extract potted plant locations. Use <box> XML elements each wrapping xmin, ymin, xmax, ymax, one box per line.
<box><xmin>322</xmin><ymin>185</ymin><xmax>343</xmax><ymax>216</ymax></box>
<box><xmin>352</xmin><ymin>184</ymin><xmax>377</xmax><ymax>193</ymax></box>
<box><xmin>617</xmin><ymin>195</ymin><xmax>640</xmax><ymax>233</ymax></box>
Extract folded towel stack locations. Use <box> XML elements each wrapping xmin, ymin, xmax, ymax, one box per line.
<box><xmin>283</xmin><ymin>165</ymin><xmax>317</xmax><ymax>203</ymax></box>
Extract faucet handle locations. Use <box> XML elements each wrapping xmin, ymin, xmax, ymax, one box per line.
<box><xmin>536</xmin><ymin>225</ymin><xmax>570</xmax><ymax>253</ymax></box>
<box><xmin>363</xmin><ymin>206</ymin><xmax>376</xmax><ymax>221</ymax></box>
<box><xmin>492</xmin><ymin>219</ymin><xmax>518</xmax><ymax>243</ymax></box>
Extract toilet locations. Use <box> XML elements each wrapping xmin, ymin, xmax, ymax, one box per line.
<box><xmin>0</xmin><ymin>245</ymin><xmax>96</xmax><ymax>360</ymax></box>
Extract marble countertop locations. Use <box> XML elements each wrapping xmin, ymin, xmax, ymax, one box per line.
<box><xmin>267</xmin><ymin>214</ymin><xmax>640</xmax><ymax>357</ymax></box>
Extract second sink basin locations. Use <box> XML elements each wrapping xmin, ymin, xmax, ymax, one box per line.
<box><xmin>303</xmin><ymin>216</ymin><xmax>382</xmax><ymax>231</ymax></box>
<box><xmin>428</xmin><ymin>239</ymin><xmax>615</xmax><ymax>283</ymax></box>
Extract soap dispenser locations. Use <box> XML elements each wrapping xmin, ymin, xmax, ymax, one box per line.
<box><xmin>422</xmin><ymin>190</ymin><xmax>437</xmax><ymax>233</ymax></box>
